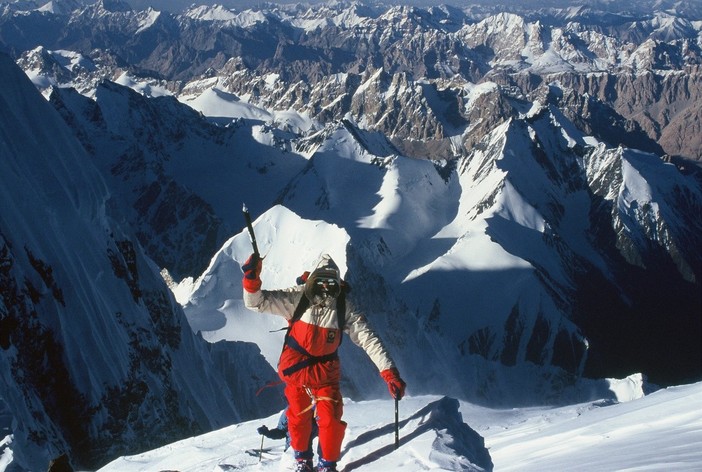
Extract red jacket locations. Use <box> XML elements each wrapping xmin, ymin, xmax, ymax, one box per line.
<box><xmin>243</xmin><ymin>256</ymin><xmax>395</xmax><ymax>388</ymax></box>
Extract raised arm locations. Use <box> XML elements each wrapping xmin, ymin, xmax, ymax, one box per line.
<box><xmin>241</xmin><ymin>253</ymin><xmax>301</xmax><ymax>320</ymax></box>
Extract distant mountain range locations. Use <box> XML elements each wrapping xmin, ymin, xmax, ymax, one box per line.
<box><xmin>4</xmin><ymin>0</ymin><xmax>702</xmax><ymax>163</ymax></box>
<box><xmin>1</xmin><ymin>1</ymin><xmax>701</xmax><ymax>470</ymax></box>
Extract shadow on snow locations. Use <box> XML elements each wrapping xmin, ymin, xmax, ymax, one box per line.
<box><xmin>340</xmin><ymin>397</ymin><xmax>493</xmax><ymax>472</ymax></box>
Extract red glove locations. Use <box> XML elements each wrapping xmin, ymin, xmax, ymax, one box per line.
<box><xmin>242</xmin><ymin>253</ymin><xmax>262</xmax><ymax>293</ymax></box>
<box><xmin>380</xmin><ymin>368</ymin><xmax>406</xmax><ymax>400</ymax></box>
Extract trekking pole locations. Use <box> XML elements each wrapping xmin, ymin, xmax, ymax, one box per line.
<box><xmin>242</xmin><ymin>204</ymin><xmax>260</xmax><ymax>258</ymax></box>
<box><xmin>394</xmin><ymin>396</ymin><xmax>399</xmax><ymax>449</ymax></box>
<box><xmin>259</xmin><ymin>435</ymin><xmax>264</xmax><ymax>462</ymax></box>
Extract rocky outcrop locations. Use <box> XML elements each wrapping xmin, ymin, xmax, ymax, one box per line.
<box><xmin>531</xmin><ymin>67</ymin><xmax>702</xmax><ymax>159</ymax></box>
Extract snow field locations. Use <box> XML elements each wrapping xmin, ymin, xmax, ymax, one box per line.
<box><xmin>98</xmin><ymin>382</ymin><xmax>702</xmax><ymax>472</ymax></box>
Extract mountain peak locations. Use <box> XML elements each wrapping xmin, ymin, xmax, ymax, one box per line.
<box><xmin>98</xmin><ymin>0</ymin><xmax>131</xmax><ymax>13</ymax></box>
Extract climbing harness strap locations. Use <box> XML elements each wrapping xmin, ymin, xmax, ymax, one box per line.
<box><xmin>298</xmin><ymin>386</ymin><xmax>338</xmax><ymax>416</ymax></box>
<box><xmin>282</xmin><ymin>335</ymin><xmax>340</xmax><ymax>376</ymax></box>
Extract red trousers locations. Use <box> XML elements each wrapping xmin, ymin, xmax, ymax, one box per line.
<box><xmin>285</xmin><ymin>383</ymin><xmax>347</xmax><ymax>461</ymax></box>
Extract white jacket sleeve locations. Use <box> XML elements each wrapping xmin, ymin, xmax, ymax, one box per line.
<box><xmin>344</xmin><ymin>298</ymin><xmax>396</xmax><ymax>372</ymax></box>
<box><xmin>243</xmin><ymin>286</ymin><xmax>302</xmax><ymax>321</ymax></box>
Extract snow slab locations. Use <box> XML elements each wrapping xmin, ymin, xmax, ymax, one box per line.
<box><xmin>97</xmin><ymin>381</ymin><xmax>702</xmax><ymax>472</ymax></box>
<box><xmin>183</xmin><ymin>205</ymin><xmax>350</xmax><ymax>368</ymax></box>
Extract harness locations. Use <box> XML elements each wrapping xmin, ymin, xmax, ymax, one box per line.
<box><xmin>280</xmin><ymin>289</ymin><xmax>346</xmax><ymax>377</ymax></box>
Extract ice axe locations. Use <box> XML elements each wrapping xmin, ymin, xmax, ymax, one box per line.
<box><xmin>242</xmin><ymin>204</ymin><xmax>260</xmax><ymax>258</ymax></box>
<box><xmin>394</xmin><ymin>396</ymin><xmax>400</xmax><ymax>450</ymax></box>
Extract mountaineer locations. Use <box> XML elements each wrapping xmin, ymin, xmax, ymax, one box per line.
<box><xmin>242</xmin><ymin>253</ymin><xmax>406</xmax><ymax>472</ymax></box>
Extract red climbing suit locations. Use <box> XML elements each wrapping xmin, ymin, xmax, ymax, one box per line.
<box><xmin>243</xmin><ymin>254</ymin><xmax>397</xmax><ymax>462</ymax></box>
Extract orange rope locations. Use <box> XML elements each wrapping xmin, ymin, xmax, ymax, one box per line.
<box><xmin>298</xmin><ymin>386</ymin><xmax>337</xmax><ymax>415</ymax></box>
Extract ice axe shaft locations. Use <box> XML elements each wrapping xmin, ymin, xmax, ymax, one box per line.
<box><xmin>394</xmin><ymin>396</ymin><xmax>400</xmax><ymax>449</ymax></box>
<box><xmin>242</xmin><ymin>204</ymin><xmax>259</xmax><ymax>257</ymax></box>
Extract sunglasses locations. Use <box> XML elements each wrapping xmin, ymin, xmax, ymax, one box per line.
<box><xmin>314</xmin><ymin>277</ymin><xmax>339</xmax><ymax>295</ymax></box>
<box><xmin>315</xmin><ymin>277</ymin><xmax>338</xmax><ymax>287</ymax></box>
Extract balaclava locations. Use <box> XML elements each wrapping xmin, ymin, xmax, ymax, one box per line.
<box><xmin>304</xmin><ymin>254</ymin><xmax>341</xmax><ymax>305</ymax></box>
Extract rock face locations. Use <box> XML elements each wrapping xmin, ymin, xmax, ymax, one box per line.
<box><xmin>524</xmin><ymin>69</ymin><xmax>702</xmax><ymax>160</ymax></box>
<box><xmin>47</xmin><ymin>82</ymin><xmax>231</xmax><ymax>280</ymax></box>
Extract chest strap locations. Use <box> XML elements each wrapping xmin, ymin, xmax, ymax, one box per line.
<box><xmin>281</xmin><ymin>335</ymin><xmax>339</xmax><ymax>377</ymax></box>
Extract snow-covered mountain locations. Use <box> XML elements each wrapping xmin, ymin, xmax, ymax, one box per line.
<box><xmin>164</xmin><ymin>78</ymin><xmax>699</xmax><ymax>399</ymax></box>
<box><xmin>97</xmin><ymin>380</ymin><xmax>702</xmax><ymax>472</ymax></box>
<box><xmin>47</xmin><ymin>78</ymin><xmax>310</xmax><ymax>279</ymax></box>
<box><xmin>0</xmin><ymin>52</ymin><xmax>284</xmax><ymax>471</ymax></box>
<box><xmin>1</xmin><ymin>1</ymin><xmax>702</xmax><ymax>470</ymax></box>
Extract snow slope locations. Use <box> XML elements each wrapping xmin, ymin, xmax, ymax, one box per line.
<box><xmin>179</xmin><ymin>83</ymin><xmax>316</xmax><ymax>135</ymax></box>
<box><xmin>0</xmin><ymin>51</ymin><xmax>279</xmax><ymax>471</ymax></box>
<box><xmin>98</xmin><ymin>380</ymin><xmax>702</xmax><ymax>472</ymax></box>
<box><xmin>487</xmin><ymin>381</ymin><xmax>702</xmax><ymax>471</ymax></box>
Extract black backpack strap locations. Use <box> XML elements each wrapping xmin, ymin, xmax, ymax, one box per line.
<box><xmin>291</xmin><ymin>292</ymin><xmax>310</xmax><ymax>324</ymax></box>
<box><xmin>336</xmin><ymin>288</ymin><xmax>346</xmax><ymax>346</ymax></box>
<box><xmin>282</xmin><ymin>292</ymin><xmax>310</xmax><ymax>349</ymax></box>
